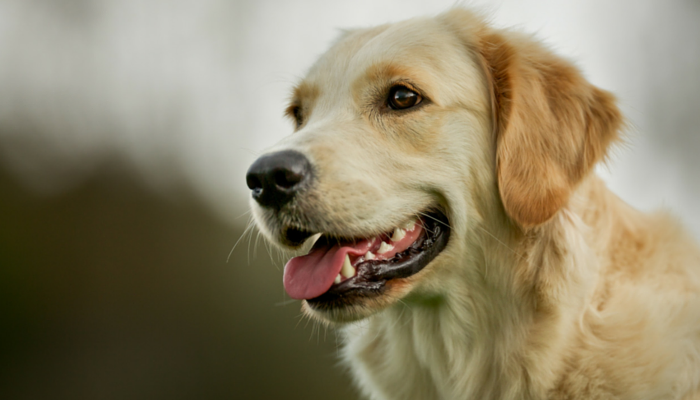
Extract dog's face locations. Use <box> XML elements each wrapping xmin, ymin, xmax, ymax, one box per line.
<box><xmin>246</xmin><ymin>10</ymin><xmax>622</xmax><ymax>323</ymax></box>
<box><xmin>248</xmin><ymin>15</ymin><xmax>492</xmax><ymax>323</ymax></box>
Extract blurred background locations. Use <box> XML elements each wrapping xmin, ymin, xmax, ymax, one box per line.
<box><xmin>0</xmin><ymin>0</ymin><xmax>698</xmax><ymax>399</ymax></box>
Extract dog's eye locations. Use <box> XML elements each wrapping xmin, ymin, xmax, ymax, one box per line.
<box><xmin>388</xmin><ymin>86</ymin><xmax>422</xmax><ymax>110</ymax></box>
<box><xmin>286</xmin><ymin>105</ymin><xmax>303</xmax><ymax>128</ymax></box>
<box><xmin>292</xmin><ymin>107</ymin><xmax>303</xmax><ymax>127</ymax></box>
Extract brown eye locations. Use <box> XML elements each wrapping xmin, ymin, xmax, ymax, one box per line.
<box><xmin>286</xmin><ymin>105</ymin><xmax>303</xmax><ymax>128</ymax></box>
<box><xmin>388</xmin><ymin>86</ymin><xmax>421</xmax><ymax>110</ymax></box>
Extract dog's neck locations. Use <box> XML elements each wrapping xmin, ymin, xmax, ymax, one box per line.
<box><xmin>341</xmin><ymin>176</ymin><xmax>619</xmax><ymax>399</ymax></box>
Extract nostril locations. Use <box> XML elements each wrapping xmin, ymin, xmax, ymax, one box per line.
<box><xmin>246</xmin><ymin>173</ymin><xmax>263</xmax><ymax>192</ymax></box>
<box><xmin>273</xmin><ymin>169</ymin><xmax>303</xmax><ymax>190</ymax></box>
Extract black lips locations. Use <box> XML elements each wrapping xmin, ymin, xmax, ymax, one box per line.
<box><xmin>306</xmin><ymin>210</ymin><xmax>450</xmax><ymax>310</ymax></box>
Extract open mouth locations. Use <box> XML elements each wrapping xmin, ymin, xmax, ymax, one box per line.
<box><xmin>282</xmin><ymin>210</ymin><xmax>450</xmax><ymax>309</ymax></box>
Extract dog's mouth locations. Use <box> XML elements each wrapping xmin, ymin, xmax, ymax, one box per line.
<box><xmin>282</xmin><ymin>210</ymin><xmax>450</xmax><ymax>309</ymax></box>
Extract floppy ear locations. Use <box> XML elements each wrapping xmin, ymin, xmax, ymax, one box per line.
<box><xmin>476</xmin><ymin>28</ymin><xmax>623</xmax><ymax>229</ymax></box>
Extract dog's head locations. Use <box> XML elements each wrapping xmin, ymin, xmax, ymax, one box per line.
<box><xmin>246</xmin><ymin>9</ymin><xmax>622</xmax><ymax>323</ymax></box>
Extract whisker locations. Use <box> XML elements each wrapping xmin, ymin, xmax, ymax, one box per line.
<box><xmin>412</xmin><ymin>212</ymin><xmax>439</xmax><ymax>235</ymax></box>
<box><xmin>234</xmin><ymin>209</ymin><xmax>252</xmax><ymax>219</ymax></box>
<box><xmin>475</xmin><ymin>225</ymin><xmax>525</xmax><ymax>261</ymax></box>
<box><xmin>264</xmin><ymin>237</ymin><xmax>277</xmax><ymax>266</ymax></box>
<box><xmin>247</xmin><ymin>222</ymin><xmax>256</xmax><ymax>265</ymax></box>
<box><xmin>416</xmin><ymin>211</ymin><xmax>453</xmax><ymax>230</ymax></box>
<box><xmin>274</xmin><ymin>298</ymin><xmax>298</xmax><ymax>307</ymax></box>
<box><xmin>253</xmin><ymin>229</ymin><xmax>262</xmax><ymax>260</ymax></box>
<box><xmin>311</xmin><ymin>321</ymin><xmax>317</xmax><ymax>343</ymax></box>
<box><xmin>227</xmin><ymin>218</ymin><xmax>256</xmax><ymax>263</ymax></box>
<box><xmin>386</xmin><ymin>299</ymin><xmax>409</xmax><ymax>334</ymax></box>
<box><xmin>294</xmin><ymin>313</ymin><xmax>306</xmax><ymax>330</ymax></box>
<box><xmin>237</xmin><ymin>147</ymin><xmax>265</xmax><ymax>157</ymax></box>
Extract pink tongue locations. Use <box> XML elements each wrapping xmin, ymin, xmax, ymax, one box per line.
<box><xmin>283</xmin><ymin>240</ymin><xmax>373</xmax><ymax>300</ymax></box>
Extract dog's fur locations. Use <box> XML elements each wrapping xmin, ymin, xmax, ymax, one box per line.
<box><xmin>250</xmin><ymin>9</ymin><xmax>700</xmax><ymax>399</ymax></box>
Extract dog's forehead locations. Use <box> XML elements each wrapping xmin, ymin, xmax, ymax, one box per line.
<box><xmin>301</xmin><ymin>17</ymin><xmax>468</xmax><ymax>100</ymax></box>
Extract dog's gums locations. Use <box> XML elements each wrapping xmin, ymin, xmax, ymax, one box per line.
<box><xmin>283</xmin><ymin>210</ymin><xmax>450</xmax><ymax>307</ymax></box>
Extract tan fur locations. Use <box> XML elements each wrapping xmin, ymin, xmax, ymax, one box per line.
<box><xmin>250</xmin><ymin>8</ymin><xmax>700</xmax><ymax>399</ymax></box>
<box><xmin>476</xmin><ymin>29</ymin><xmax>623</xmax><ymax>229</ymax></box>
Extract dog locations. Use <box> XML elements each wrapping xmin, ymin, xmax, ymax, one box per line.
<box><xmin>245</xmin><ymin>8</ymin><xmax>700</xmax><ymax>399</ymax></box>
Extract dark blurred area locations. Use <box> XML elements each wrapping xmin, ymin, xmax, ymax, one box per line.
<box><xmin>0</xmin><ymin>167</ymin><xmax>355</xmax><ymax>400</ymax></box>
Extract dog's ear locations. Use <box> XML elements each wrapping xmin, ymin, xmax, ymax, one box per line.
<box><xmin>442</xmin><ymin>10</ymin><xmax>623</xmax><ymax>228</ymax></box>
<box><xmin>480</xmin><ymin>30</ymin><xmax>622</xmax><ymax>229</ymax></box>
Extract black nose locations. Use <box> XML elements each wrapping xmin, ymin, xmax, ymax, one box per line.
<box><xmin>246</xmin><ymin>150</ymin><xmax>313</xmax><ymax>209</ymax></box>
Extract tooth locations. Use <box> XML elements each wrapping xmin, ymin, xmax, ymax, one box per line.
<box><xmin>305</xmin><ymin>233</ymin><xmax>322</xmax><ymax>255</ymax></box>
<box><xmin>309</xmin><ymin>233</ymin><xmax>322</xmax><ymax>246</ymax></box>
<box><xmin>334</xmin><ymin>274</ymin><xmax>342</xmax><ymax>284</ymax></box>
<box><xmin>364</xmin><ymin>251</ymin><xmax>376</xmax><ymax>260</ymax></box>
<box><xmin>378</xmin><ymin>241</ymin><xmax>393</xmax><ymax>254</ymax></box>
<box><xmin>341</xmin><ymin>254</ymin><xmax>355</xmax><ymax>278</ymax></box>
<box><xmin>403</xmin><ymin>218</ymin><xmax>417</xmax><ymax>231</ymax></box>
<box><xmin>391</xmin><ymin>227</ymin><xmax>406</xmax><ymax>242</ymax></box>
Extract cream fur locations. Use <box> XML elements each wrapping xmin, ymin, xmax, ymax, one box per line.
<box><xmin>250</xmin><ymin>8</ymin><xmax>700</xmax><ymax>399</ymax></box>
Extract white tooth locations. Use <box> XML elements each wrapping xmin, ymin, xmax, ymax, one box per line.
<box><xmin>341</xmin><ymin>254</ymin><xmax>355</xmax><ymax>278</ymax></box>
<box><xmin>334</xmin><ymin>274</ymin><xmax>342</xmax><ymax>284</ymax></box>
<box><xmin>309</xmin><ymin>233</ymin><xmax>322</xmax><ymax>246</ymax></box>
<box><xmin>378</xmin><ymin>241</ymin><xmax>394</xmax><ymax>254</ymax></box>
<box><xmin>305</xmin><ymin>233</ymin><xmax>323</xmax><ymax>255</ymax></box>
<box><xmin>364</xmin><ymin>251</ymin><xmax>376</xmax><ymax>260</ymax></box>
<box><xmin>403</xmin><ymin>218</ymin><xmax>417</xmax><ymax>231</ymax></box>
<box><xmin>391</xmin><ymin>227</ymin><xmax>406</xmax><ymax>242</ymax></box>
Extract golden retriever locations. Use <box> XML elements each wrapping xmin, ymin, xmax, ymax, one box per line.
<box><xmin>246</xmin><ymin>8</ymin><xmax>700</xmax><ymax>399</ymax></box>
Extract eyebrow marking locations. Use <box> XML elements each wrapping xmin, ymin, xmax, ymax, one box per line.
<box><xmin>285</xmin><ymin>82</ymin><xmax>320</xmax><ymax>128</ymax></box>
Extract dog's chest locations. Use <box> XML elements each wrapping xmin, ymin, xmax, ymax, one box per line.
<box><xmin>340</xmin><ymin>309</ymin><xmax>487</xmax><ymax>400</ymax></box>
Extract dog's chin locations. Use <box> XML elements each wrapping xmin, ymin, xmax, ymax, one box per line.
<box><xmin>301</xmin><ymin>277</ymin><xmax>420</xmax><ymax>323</ymax></box>
<box><xmin>270</xmin><ymin>209</ymin><xmax>451</xmax><ymax>324</ymax></box>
